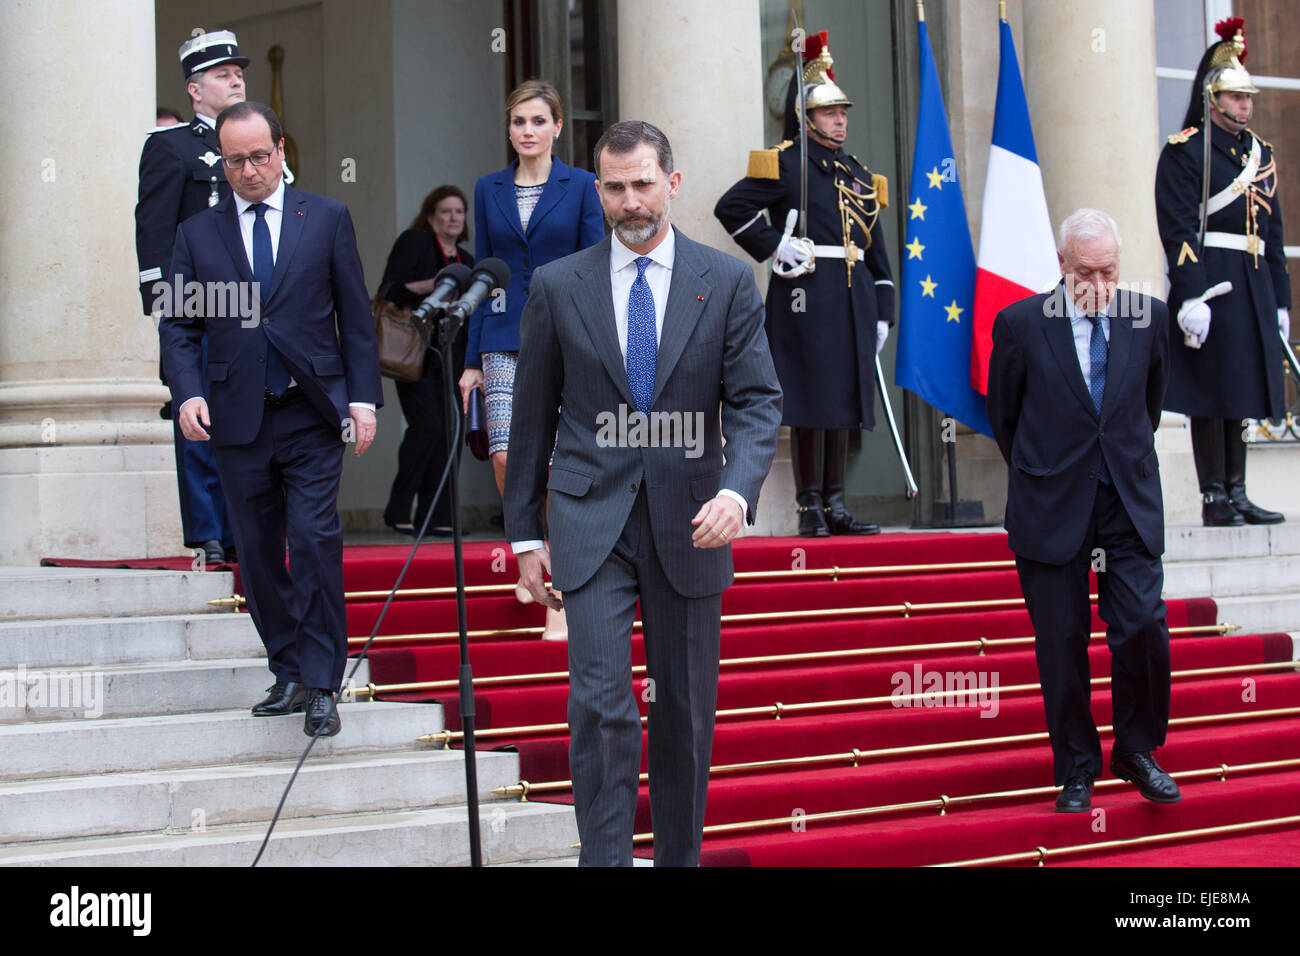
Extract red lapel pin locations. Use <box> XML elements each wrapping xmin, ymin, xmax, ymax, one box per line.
<box><xmin>697</xmin><ymin>295</ymin><xmax>704</xmax><ymax>301</ymax></box>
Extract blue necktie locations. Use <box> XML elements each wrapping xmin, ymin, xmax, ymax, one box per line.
<box><xmin>1089</xmin><ymin>313</ymin><xmax>1110</xmax><ymax>484</ymax></box>
<box><xmin>626</xmin><ymin>256</ymin><xmax>656</xmax><ymax>415</ymax></box>
<box><xmin>252</xmin><ymin>203</ymin><xmax>289</xmax><ymax>395</ymax></box>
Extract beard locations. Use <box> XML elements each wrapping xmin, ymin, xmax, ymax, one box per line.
<box><xmin>611</xmin><ymin>199</ymin><xmax>669</xmax><ymax>246</ymax></box>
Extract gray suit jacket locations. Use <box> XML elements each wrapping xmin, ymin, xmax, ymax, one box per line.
<box><xmin>504</xmin><ymin>230</ymin><xmax>782</xmax><ymax>598</ymax></box>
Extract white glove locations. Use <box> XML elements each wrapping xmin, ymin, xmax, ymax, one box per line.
<box><xmin>1280</xmin><ymin>308</ymin><xmax>1291</xmax><ymax>341</ymax></box>
<box><xmin>774</xmin><ymin>233</ymin><xmax>814</xmax><ymax>270</ymax></box>
<box><xmin>1177</xmin><ymin>299</ymin><xmax>1212</xmax><ymax>348</ymax></box>
<box><xmin>876</xmin><ymin>320</ymin><xmax>889</xmax><ymax>355</ymax></box>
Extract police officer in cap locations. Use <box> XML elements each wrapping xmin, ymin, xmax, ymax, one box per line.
<box><xmin>135</xmin><ymin>30</ymin><xmax>249</xmax><ymax>564</ymax></box>
<box><xmin>1155</xmin><ymin>17</ymin><xmax>1290</xmax><ymax>527</ymax></box>
<box><xmin>715</xmin><ymin>32</ymin><xmax>894</xmax><ymax>536</ymax></box>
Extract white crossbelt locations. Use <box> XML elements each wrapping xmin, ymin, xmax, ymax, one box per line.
<box><xmin>1203</xmin><ymin>231</ymin><xmax>1265</xmax><ymax>256</ymax></box>
<box><xmin>812</xmin><ymin>244</ymin><xmax>858</xmax><ymax>260</ymax></box>
<box><xmin>1201</xmin><ymin>135</ymin><xmax>1261</xmax><ymax>218</ymax></box>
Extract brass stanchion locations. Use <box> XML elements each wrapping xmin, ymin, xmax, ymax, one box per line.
<box><xmin>433</xmin><ymin>659</ymin><xmax>1299</xmax><ymax>737</ymax></box>
<box><xmin>346</xmin><ymin>593</ymin><xmax>1097</xmax><ymax>646</ymax></box>
<box><xmin>350</xmin><ymin>623</ymin><xmax>1238</xmax><ymax>698</ymax></box>
<box><xmin>625</xmin><ymin>757</ymin><xmax>1300</xmax><ymax>844</ymax></box>
<box><xmin>932</xmin><ymin>814</ymin><xmax>1300</xmax><ymax>867</ymax></box>
<box><xmin>490</xmin><ymin>705</ymin><xmax>1300</xmax><ymax>798</ymax></box>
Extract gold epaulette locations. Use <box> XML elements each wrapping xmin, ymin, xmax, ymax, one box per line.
<box><xmin>746</xmin><ymin>140</ymin><xmax>792</xmax><ymax>179</ymax></box>
<box><xmin>1167</xmin><ymin>126</ymin><xmax>1199</xmax><ymax>145</ymax></box>
<box><xmin>1248</xmin><ymin>129</ymin><xmax>1273</xmax><ymax>150</ymax></box>
<box><xmin>873</xmin><ymin>173</ymin><xmax>889</xmax><ymax>209</ymax></box>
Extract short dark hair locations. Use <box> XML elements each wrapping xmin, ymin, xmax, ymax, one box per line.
<box><xmin>410</xmin><ymin>185</ymin><xmax>469</xmax><ymax>244</ymax></box>
<box><xmin>156</xmin><ymin>106</ymin><xmax>185</xmax><ymax>124</ymax></box>
<box><xmin>215</xmin><ymin>101</ymin><xmax>283</xmax><ymax>150</ymax></box>
<box><xmin>592</xmin><ymin>120</ymin><xmax>674</xmax><ymax>178</ymax></box>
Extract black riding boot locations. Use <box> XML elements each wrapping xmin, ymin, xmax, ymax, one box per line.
<box><xmin>1190</xmin><ymin>416</ymin><xmax>1242</xmax><ymax>526</ymax></box>
<box><xmin>822</xmin><ymin>429</ymin><xmax>879</xmax><ymax>535</ymax></box>
<box><xmin>791</xmin><ymin>427</ymin><xmax>830</xmax><ymax>537</ymax></box>
<box><xmin>1224</xmin><ymin>418</ymin><xmax>1284</xmax><ymax>524</ymax></box>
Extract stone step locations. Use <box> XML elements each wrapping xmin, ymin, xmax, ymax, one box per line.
<box><xmin>0</xmin><ymin>658</ymin><xmax>371</xmax><ymax>722</ymax></box>
<box><xmin>0</xmin><ymin>700</ymin><xmax>441</xmax><ymax>780</ymax></box>
<box><xmin>1210</xmin><ymin>596</ymin><xmax>1300</xmax><ymax>636</ymax></box>
<box><xmin>0</xmin><ymin>568</ymin><xmax>233</xmax><ymax>621</ymax></box>
<box><xmin>0</xmin><ymin>800</ymin><xmax>579</xmax><ymax>867</ymax></box>
<box><xmin>1164</xmin><ymin>555</ymin><xmax>1300</xmax><ymax>601</ymax></box>
<box><xmin>1164</xmin><ymin>522</ymin><xmax>1300</xmax><ymax>563</ymax></box>
<box><xmin>0</xmin><ymin>748</ymin><xmax>516</xmax><ymax>844</ymax></box>
<box><xmin>0</xmin><ymin>612</ymin><xmax>262</xmax><ymax>669</ymax></box>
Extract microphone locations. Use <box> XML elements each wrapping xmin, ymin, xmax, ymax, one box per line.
<box><xmin>411</xmin><ymin>263</ymin><xmax>473</xmax><ymax>323</ymax></box>
<box><xmin>442</xmin><ymin>258</ymin><xmax>512</xmax><ymax>336</ymax></box>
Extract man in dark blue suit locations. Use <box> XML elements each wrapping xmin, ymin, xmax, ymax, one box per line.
<box><xmin>986</xmin><ymin>208</ymin><xmax>1181</xmax><ymax>812</ymax></box>
<box><xmin>159</xmin><ymin>102</ymin><xmax>382</xmax><ymax>737</ymax></box>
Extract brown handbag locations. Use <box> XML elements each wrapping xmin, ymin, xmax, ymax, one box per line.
<box><xmin>371</xmin><ymin>283</ymin><xmax>426</xmax><ymax>382</ymax></box>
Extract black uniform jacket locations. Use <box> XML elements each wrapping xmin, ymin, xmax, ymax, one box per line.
<box><xmin>715</xmin><ymin>138</ymin><xmax>894</xmax><ymax>429</ymax></box>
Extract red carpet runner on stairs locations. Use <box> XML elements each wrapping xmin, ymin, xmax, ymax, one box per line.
<box><xmin>262</xmin><ymin>533</ymin><xmax>1300</xmax><ymax>864</ymax></box>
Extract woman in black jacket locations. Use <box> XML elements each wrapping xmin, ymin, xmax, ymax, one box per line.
<box><xmin>381</xmin><ymin>185</ymin><xmax>473</xmax><ymax>536</ymax></box>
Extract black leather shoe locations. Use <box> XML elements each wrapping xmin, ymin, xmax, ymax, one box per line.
<box><xmin>1055</xmin><ymin>774</ymin><xmax>1094</xmax><ymax>813</ymax></box>
<box><xmin>251</xmin><ymin>681</ymin><xmax>307</xmax><ymax>716</ymax></box>
<box><xmin>303</xmin><ymin>688</ymin><xmax>341</xmax><ymax>737</ymax></box>
<box><xmin>1110</xmin><ymin>751</ymin><xmax>1181</xmax><ymax>804</ymax></box>
<box><xmin>1224</xmin><ymin>418</ymin><xmax>1284</xmax><ymax>523</ymax></box>
<box><xmin>1201</xmin><ymin>491</ymin><xmax>1244</xmax><ymax>527</ymax></box>
<box><xmin>797</xmin><ymin>503</ymin><xmax>831</xmax><ymax>537</ymax></box>
<box><xmin>200</xmin><ymin>539</ymin><xmax>225</xmax><ymax>564</ymax></box>
<box><xmin>823</xmin><ymin>503</ymin><xmax>880</xmax><ymax>536</ymax></box>
<box><xmin>821</xmin><ymin>429</ymin><xmax>880</xmax><ymax>535</ymax></box>
<box><xmin>1226</xmin><ymin>489</ymin><xmax>1285</xmax><ymax>524</ymax></box>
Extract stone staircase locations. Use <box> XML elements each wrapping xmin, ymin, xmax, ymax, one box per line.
<box><xmin>1163</xmin><ymin>523</ymin><xmax>1300</xmax><ymax>633</ymax></box>
<box><xmin>0</xmin><ymin>567</ymin><xmax>578</xmax><ymax>866</ymax></box>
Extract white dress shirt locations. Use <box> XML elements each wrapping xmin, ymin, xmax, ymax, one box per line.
<box><xmin>1065</xmin><ymin>291</ymin><xmax>1111</xmax><ymax>387</ymax></box>
<box><xmin>511</xmin><ymin>226</ymin><xmax>746</xmax><ymax>555</ymax></box>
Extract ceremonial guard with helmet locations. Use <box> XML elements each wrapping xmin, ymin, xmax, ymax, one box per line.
<box><xmin>135</xmin><ymin>31</ymin><xmax>250</xmax><ymax>564</ymax></box>
<box><xmin>1155</xmin><ymin>17</ymin><xmax>1291</xmax><ymax>527</ymax></box>
<box><xmin>715</xmin><ymin>33</ymin><xmax>895</xmax><ymax>536</ymax></box>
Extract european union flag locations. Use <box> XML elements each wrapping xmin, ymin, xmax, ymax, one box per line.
<box><xmin>896</xmin><ymin>15</ymin><xmax>993</xmax><ymax>437</ymax></box>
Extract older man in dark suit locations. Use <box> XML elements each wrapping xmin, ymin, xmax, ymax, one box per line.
<box><xmin>158</xmin><ymin>102</ymin><xmax>382</xmax><ymax>737</ymax></box>
<box><xmin>986</xmin><ymin>208</ymin><xmax>1180</xmax><ymax>813</ymax></box>
<box><xmin>505</xmin><ymin>120</ymin><xmax>782</xmax><ymax>865</ymax></box>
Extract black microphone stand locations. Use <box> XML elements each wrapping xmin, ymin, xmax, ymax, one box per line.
<box><xmin>435</xmin><ymin>303</ymin><xmax>482</xmax><ymax>867</ymax></box>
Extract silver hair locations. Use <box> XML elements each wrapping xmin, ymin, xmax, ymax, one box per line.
<box><xmin>185</xmin><ymin>68</ymin><xmax>206</xmax><ymax>107</ymax></box>
<box><xmin>1057</xmin><ymin>207</ymin><xmax>1122</xmax><ymax>254</ymax></box>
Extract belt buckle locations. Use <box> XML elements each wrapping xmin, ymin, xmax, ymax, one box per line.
<box><xmin>846</xmin><ymin>241</ymin><xmax>860</xmax><ymax>263</ymax></box>
<box><xmin>1246</xmin><ymin>234</ymin><xmax>1260</xmax><ymax>255</ymax></box>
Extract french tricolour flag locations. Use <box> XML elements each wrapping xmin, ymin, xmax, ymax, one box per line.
<box><xmin>970</xmin><ymin>16</ymin><xmax>1058</xmax><ymax>395</ymax></box>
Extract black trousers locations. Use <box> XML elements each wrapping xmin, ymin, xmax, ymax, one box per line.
<box><xmin>384</xmin><ymin>353</ymin><xmax>458</xmax><ymax>529</ymax></box>
<box><xmin>1015</xmin><ymin>481</ymin><xmax>1171</xmax><ymax>784</ymax></box>
<box><xmin>212</xmin><ymin>397</ymin><xmax>347</xmax><ymax>692</ymax></box>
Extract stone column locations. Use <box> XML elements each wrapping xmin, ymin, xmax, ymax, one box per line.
<box><xmin>1023</xmin><ymin>2</ymin><xmax>1198</xmax><ymax>522</ymax></box>
<box><xmin>1022</xmin><ymin>0</ymin><xmax>1163</xmax><ymax>287</ymax></box>
<box><xmin>617</xmin><ymin>0</ymin><xmax>798</xmax><ymax>534</ymax></box>
<box><xmin>0</xmin><ymin>0</ymin><xmax>181</xmax><ymax>563</ymax></box>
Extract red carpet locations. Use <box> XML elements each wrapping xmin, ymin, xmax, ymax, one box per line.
<box><xmin>340</xmin><ymin>532</ymin><xmax>1299</xmax><ymax>865</ymax></box>
<box><xmin>53</xmin><ymin>532</ymin><xmax>1300</xmax><ymax>865</ymax></box>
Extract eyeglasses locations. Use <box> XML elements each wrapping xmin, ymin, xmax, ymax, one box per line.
<box><xmin>222</xmin><ymin>152</ymin><xmax>272</xmax><ymax>169</ymax></box>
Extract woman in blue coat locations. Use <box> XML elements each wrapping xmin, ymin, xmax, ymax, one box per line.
<box><xmin>458</xmin><ymin>79</ymin><xmax>605</xmax><ymax>497</ymax></box>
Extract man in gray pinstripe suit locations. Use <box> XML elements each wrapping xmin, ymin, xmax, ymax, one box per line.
<box><xmin>505</xmin><ymin>121</ymin><xmax>782</xmax><ymax>866</ymax></box>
